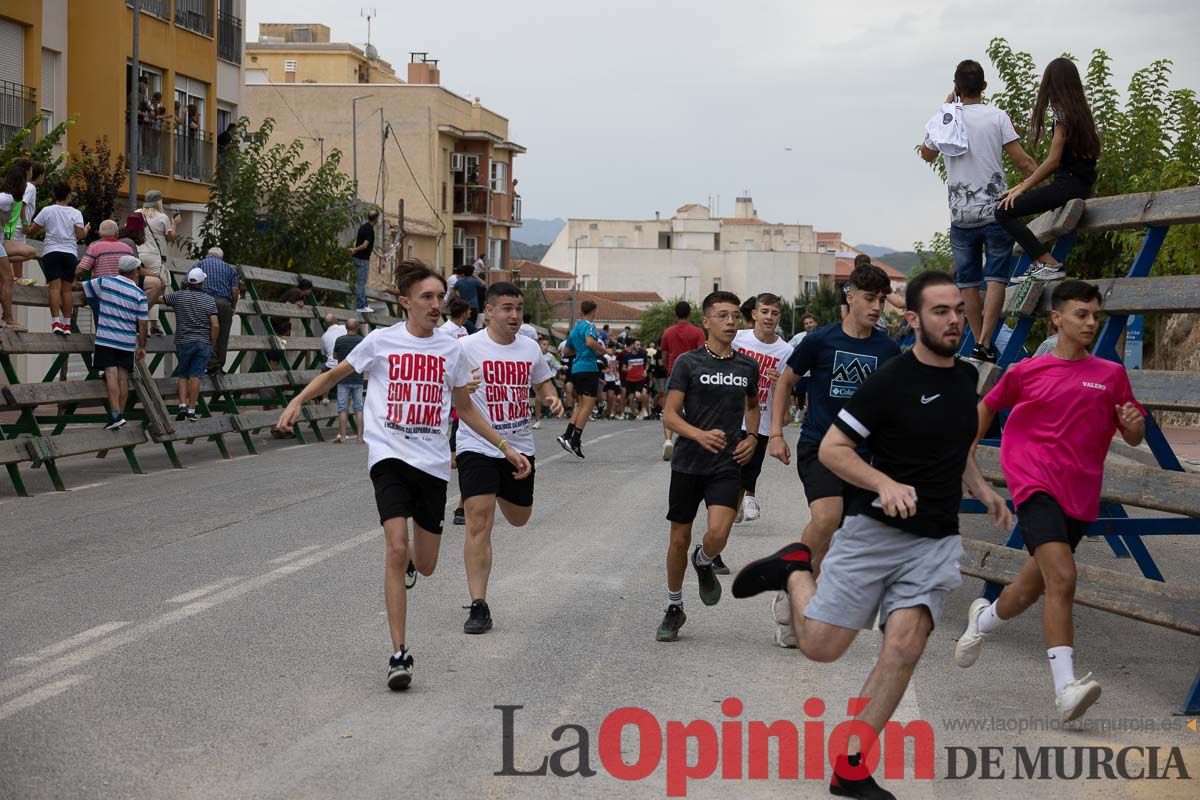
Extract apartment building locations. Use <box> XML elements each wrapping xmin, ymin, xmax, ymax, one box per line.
<box><xmin>0</xmin><ymin>0</ymin><xmax>245</xmax><ymax>214</ymax></box>
<box><xmin>245</xmin><ymin>23</ymin><xmax>402</xmax><ymax>85</ymax></box>
<box><xmin>244</xmin><ymin>24</ymin><xmax>524</xmax><ymax>282</ymax></box>
<box><xmin>542</xmin><ymin>197</ymin><xmax>835</xmax><ymax>305</ymax></box>
<box><xmin>815</xmin><ymin>231</ymin><xmax>907</xmax><ymax>295</ymax></box>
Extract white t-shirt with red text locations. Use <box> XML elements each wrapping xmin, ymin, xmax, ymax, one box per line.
<box><xmin>440</xmin><ymin>319</ymin><xmax>469</xmax><ymax>339</ymax></box>
<box><xmin>733</xmin><ymin>328</ymin><xmax>794</xmax><ymax>436</ymax></box>
<box><xmin>345</xmin><ymin>321</ymin><xmax>473</xmax><ymax>479</ymax></box>
<box><xmin>456</xmin><ymin>328</ymin><xmax>554</xmax><ymax>458</ymax></box>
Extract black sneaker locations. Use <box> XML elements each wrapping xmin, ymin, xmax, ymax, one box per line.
<box><xmin>453</xmin><ymin>507</ymin><xmax>465</xmax><ymax>526</ymax></box>
<box><xmin>711</xmin><ymin>553</ymin><xmax>731</xmax><ymax>575</ymax></box>
<box><xmin>556</xmin><ymin>435</ymin><xmax>573</xmax><ymax>455</ymax></box>
<box><xmin>969</xmin><ymin>344</ymin><xmax>990</xmax><ymax>362</ymax></box>
<box><xmin>984</xmin><ymin>344</ymin><xmax>1001</xmax><ymax>362</ymax></box>
<box><xmin>105</xmin><ymin>414</ymin><xmax>126</xmax><ymax>430</ymax></box>
<box><xmin>830</xmin><ymin>757</ymin><xmax>895</xmax><ymax>799</ymax></box>
<box><xmin>387</xmin><ymin>651</ymin><xmax>413</xmax><ymax>691</ymax></box>
<box><xmin>656</xmin><ymin>604</ymin><xmax>687</xmax><ymax>642</ymax></box>
<box><xmin>731</xmin><ymin>542</ymin><xmax>812</xmax><ymax>599</ymax></box>
<box><xmin>187</xmin><ymin>410</ymin><xmax>198</xmax><ymax>422</ymax></box>
<box><xmin>176</xmin><ymin>406</ymin><xmax>188</xmax><ymax>421</ymax></box>
<box><xmin>406</xmin><ymin>560</ymin><xmax>418</xmax><ymax>589</ymax></box>
<box><xmin>464</xmin><ymin>599</ymin><xmax>493</xmax><ymax>634</ymax></box>
<box><xmin>691</xmin><ymin>545</ymin><xmax>722</xmax><ymax>606</ymax></box>
<box><xmin>569</xmin><ymin>438</ymin><xmax>585</xmax><ymax>459</ymax></box>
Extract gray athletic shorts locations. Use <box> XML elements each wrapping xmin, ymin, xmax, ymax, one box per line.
<box><xmin>804</xmin><ymin>514</ymin><xmax>964</xmax><ymax>631</ymax></box>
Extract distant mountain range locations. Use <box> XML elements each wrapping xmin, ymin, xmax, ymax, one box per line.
<box><xmin>511</xmin><ymin>241</ymin><xmax>550</xmax><ymax>262</ymax></box>
<box><xmin>853</xmin><ymin>244</ymin><xmax>919</xmax><ymax>274</ymax></box>
<box><xmin>514</xmin><ymin>218</ymin><xmax>565</xmax><ymax>246</ymax></box>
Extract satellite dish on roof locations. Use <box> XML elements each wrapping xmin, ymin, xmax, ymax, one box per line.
<box><xmin>365</xmin><ymin>42</ymin><xmax>379</xmax><ymax>59</ymax></box>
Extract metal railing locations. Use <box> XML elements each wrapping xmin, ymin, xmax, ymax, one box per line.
<box><xmin>127</xmin><ymin>0</ymin><xmax>172</xmax><ymax>20</ymax></box>
<box><xmin>0</xmin><ymin>80</ymin><xmax>36</xmax><ymax>148</ymax></box>
<box><xmin>175</xmin><ymin>0</ymin><xmax>214</xmax><ymax>37</ymax></box>
<box><xmin>173</xmin><ymin>127</ymin><xmax>214</xmax><ymax>182</ymax></box>
<box><xmin>512</xmin><ymin>195</ymin><xmax>522</xmax><ymax>223</ymax></box>
<box><xmin>217</xmin><ymin>11</ymin><xmax>242</xmax><ymax>64</ymax></box>
<box><xmin>128</xmin><ymin>117</ymin><xmax>174</xmax><ymax>175</ymax></box>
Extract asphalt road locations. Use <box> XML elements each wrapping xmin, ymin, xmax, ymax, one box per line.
<box><xmin>1</xmin><ymin>420</ymin><xmax>1197</xmax><ymax>799</ymax></box>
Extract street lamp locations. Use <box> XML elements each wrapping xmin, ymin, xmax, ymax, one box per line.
<box><xmin>672</xmin><ymin>275</ymin><xmax>697</xmax><ymax>302</ymax></box>
<box><xmin>571</xmin><ymin>235</ymin><xmax>586</xmax><ymax>326</ymax></box>
<box><xmin>351</xmin><ymin>94</ymin><xmax>374</xmax><ymax>194</ymax></box>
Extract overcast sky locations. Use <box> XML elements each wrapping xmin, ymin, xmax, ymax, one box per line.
<box><xmin>246</xmin><ymin>0</ymin><xmax>1199</xmax><ymax>250</ymax></box>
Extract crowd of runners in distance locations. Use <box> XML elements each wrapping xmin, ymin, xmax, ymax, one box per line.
<box><xmin>277</xmin><ymin>52</ymin><xmax>1133</xmax><ymax>800</ymax></box>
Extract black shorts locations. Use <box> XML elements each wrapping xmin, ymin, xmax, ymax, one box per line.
<box><xmin>369</xmin><ymin>458</ymin><xmax>448</xmax><ymax>534</ymax></box>
<box><xmin>604</xmin><ymin>380</ymin><xmax>620</xmax><ymax>393</ymax></box>
<box><xmin>41</xmin><ymin>251</ymin><xmax>78</xmax><ymax>283</ymax></box>
<box><xmin>1018</xmin><ymin>492</ymin><xmax>1089</xmax><ymax>554</ymax></box>
<box><xmin>93</xmin><ymin>345</ymin><xmax>134</xmax><ymax>373</ymax></box>
<box><xmin>457</xmin><ymin>451</ymin><xmax>536</xmax><ymax>507</ymax></box>
<box><xmin>449</xmin><ymin>417</ymin><xmax>459</xmax><ymax>452</ymax></box>
<box><xmin>795</xmin><ymin>440</ymin><xmax>844</xmax><ymax>503</ymax></box>
<box><xmin>624</xmin><ymin>380</ymin><xmax>646</xmax><ymax>393</ymax></box>
<box><xmin>667</xmin><ymin>470</ymin><xmax>741</xmax><ymax>523</ymax></box>
<box><xmin>572</xmin><ymin>372</ymin><xmax>600</xmax><ymax>397</ymax></box>
<box><xmin>740</xmin><ymin>434</ymin><xmax>770</xmax><ymax>493</ymax></box>
<box><xmin>793</xmin><ymin>377</ymin><xmax>809</xmax><ymax>401</ymax></box>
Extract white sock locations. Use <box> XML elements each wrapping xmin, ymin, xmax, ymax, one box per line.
<box><xmin>977</xmin><ymin>601</ymin><xmax>1006</xmax><ymax>635</ymax></box>
<box><xmin>667</xmin><ymin>588</ymin><xmax>683</xmax><ymax>608</ymax></box>
<box><xmin>694</xmin><ymin>546</ymin><xmax>714</xmax><ymax>566</ymax></box>
<box><xmin>1048</xmin><ymin>646</ymin><xmax>1075</xmax><ymax>694</ymax></box>
<box><xmin>393</xmin><ymin>647</ymin><xmax>407</xmax><ymax>660</ymax></box>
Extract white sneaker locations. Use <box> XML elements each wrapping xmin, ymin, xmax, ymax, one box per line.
<box><xmin>531</xmin><ymin>420</ymin><xmax>542</xmax><ymax>429</ymax></box>
<box><xmin>356</xmin><ymin>306</ymin><xmax>373</xmax><ymax>313</ymax></box>
<box><xmin>735</xmin><ymin>504</ymin><xmax>744</xmax><ymax>524</ymax></box>
<box><xmin>662</xmin><ymin>439</ymin><xmax>673</xmax><ymax>461</ymax></box>
<box><xmin>1016</xmin><ymin>264</ymin><xmax>1066</xmax><ymax>282</ymax></box>
<box><xmin>772</xmin><ymin>590</ymin><xmax>797</xmax><ymax>648</ymax></box>
<box><xmin>1056</xmin><ymin>673</ymin><xmax>1102</xmax><ymax>723</ymax></box>
<box><xmin>954</xmin><ymin>597</ymin><xmax>991</xmax><ymax>668</ymax></box>
<box><xmin>743</xmin><ymin>496</ymin><xmax>761</xmax><ymax>522</ymax></box>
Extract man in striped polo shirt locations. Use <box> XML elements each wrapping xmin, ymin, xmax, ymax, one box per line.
<box><xmin>82</xmin><ymin>255</ymin><xmax>148</xmax><ymax>429</ymax></box>
<box><xmin>163</xmin><ymin>267</ymin><xmax>218</xmax><ymax>421</ymax></box>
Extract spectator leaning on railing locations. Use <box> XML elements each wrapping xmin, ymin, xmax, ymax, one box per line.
<box><xmin>193</xmin><ymin>246</ymin><xmax>240</xmax><ymax>375</ymax></box>
<box><xmin>163</xmin><ymin>267</ymin><xmax>219</xmax><ymax>422</ymax></box>
<box><xmin>332</xmin><ymin>318</ymin><xmax>366</xmax><ymax>444</ymax></box>
<box><xmin>82</xmin><ymin>255</ymin><xmax>149</xmax><ymax>430</ymax></box>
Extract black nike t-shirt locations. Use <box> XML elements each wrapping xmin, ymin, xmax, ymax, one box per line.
<box><xmin>668</xmin><ymin>348</ymin><xmax>759</xmax><ymax>476</ymax></box>
<box><xmin>832</xmin><ymin>350</ymin><xmax>979</xmax><ymax>538</ymax></box>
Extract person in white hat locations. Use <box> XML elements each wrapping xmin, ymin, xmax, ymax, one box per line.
<box><xmin>162</xmin><ymin>266</ymin><xmax>219</xmax><ymax>421</ymax></box>
<box><xmin>81</xmin><ymin>255</ymin><xmax>149</xmax><ymax>429</ymax></box>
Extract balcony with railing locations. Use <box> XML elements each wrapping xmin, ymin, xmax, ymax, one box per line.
<box><xmin>174</xmin><ymin>127</ymin><xmax>214</xmax><ymax>182</ymax></box>
<box><xmin>217</xmin><ymin>11</ymin><xmax>243</xmax><ymax>64</ymax></box>
<box><xmin>175</xmin><ymin>0</ymin><xmax>214</xmax><ymax>38</ymax></box>
<box><xmin>0</xmin><ymin>80</ymin><xmax>36</xmax><ymax>148</ymax></box>
<box><xmin>127</xmin><ymin>0</ymin><xmax>172</xmax><ymax>21</ymax></box>
<box><xmin>512</xmin><ymin>195</ymin><xmax>522</xmax><ymax>224</ymax></box>
<box><xmin>127</xmin><ymin>117</ymin><xmax>174</xmax><ymax>175</ymax></box>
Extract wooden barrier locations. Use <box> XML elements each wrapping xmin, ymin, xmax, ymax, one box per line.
<box><xmin>1</xmin><ymin>257</ymin><xmax>405</xmax><ymax>496</ymax></box>
<box><xmin>957</xmin><ymin>184</ymin><xmax>1200</xmax><ymax>714</ymax></box>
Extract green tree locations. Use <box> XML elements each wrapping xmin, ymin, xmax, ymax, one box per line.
<box><xmin>779</xmin><ymin>285</ymin><xmax>842</xmax><ymax>339</ymax></box>
<box><xmin>521</xmin><ymin>279</ymin><xmax>556</xmax><ymax>329</ymax></box>
<box><xmin>70</xmin><ymin>136</ymin><xmax>126</xmax><ymax>241</ymax></box>
<box><xmin>0</xmin><ymin>114</ymin><xmax>79</xmax><ymax>207</ymax></box>
<box><xmin>916</xmin><ymin>39</ymin><xmax>1200</xmax><ymax>280</ymax></box>
<box><xmin>193</xmin><ymin>117</ymin><xmax>364</xmax><ymax>282</ymax></box>
<box><xmin>638</xmin><ymin>299</ymin><xmax>701</xmax><ymax>344</ymax></box>
<box><xmin>912</xmin><ymin>231</ymin><xmax>953</xmax><ymax>276</ymax></box>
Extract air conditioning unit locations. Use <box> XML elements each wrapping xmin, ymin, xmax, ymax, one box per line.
<box><xmin>450</xmin><ymin>153</ymin><xmax>465</xmax><ymax>171</ymax></box>
<box><xmin>454</xmin><ymin>228</ymin><xmax>465</xmax><ymax>247</ymax></box>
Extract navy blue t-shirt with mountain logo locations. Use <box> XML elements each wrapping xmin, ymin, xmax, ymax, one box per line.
<box><xmin>667</xmin><ymin>348</ymin><xmax>759</xmax><ymax>476</ymax></box>
<box><xmin>786</xmin><ymin>322</ymin><xmax>901</xmax><ymax>445</ymax></box>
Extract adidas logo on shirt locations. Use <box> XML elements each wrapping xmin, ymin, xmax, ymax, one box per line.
<box><xmin>700</xmin><ymin>373</ymin><xmax>749</xmax><ymax>388</ymax></box>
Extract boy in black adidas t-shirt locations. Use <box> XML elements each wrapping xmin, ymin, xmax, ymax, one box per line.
<box><xmin>732</xmin><ymin>272</ymin><xmax>1010</xmax><ymax>800</ymax></box>
<box><xmin>657</xmin><ymin>291</ymin><xmax>760</xmax><ymax>643</ymax></box>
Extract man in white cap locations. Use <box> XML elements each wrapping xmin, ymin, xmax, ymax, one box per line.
<box><xmin>163</xmin><ymin>267</ymin><xmax>219</xmax><ymax>421</ymax></box>
<box><xmin>82</xmin><ymin>255</ymin><xmax>149</xmax><ymax>429</ymax></box>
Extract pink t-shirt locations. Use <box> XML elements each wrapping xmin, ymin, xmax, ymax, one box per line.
<box><xmin>983</xmin><ymin>354</ymin><xmax>1144</xmax><ymax>521</ymax></box>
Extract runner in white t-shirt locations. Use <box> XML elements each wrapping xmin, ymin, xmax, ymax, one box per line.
<box><xmin>277</xmin><ymin>267</ymin><xmax>530</xmax><ymax>692</ymax></box>
<box><xmin>732</xmin><ymin>293</ymin><xmax>794</xmax><ymax>528</ymax></box>
<box><xmin>440</xmin><ymin>297</ymin><xmax>473</xmax><ymax>526</ymax></box>
<box><xmin>456</xmin><ymin>281</ymin><xmax>561</xmax><ymax>634</ymax></box>
<box><xmin>518</xmin><ymin>312</ymin><xmax>538</xmax><ymax>341</ymax></box>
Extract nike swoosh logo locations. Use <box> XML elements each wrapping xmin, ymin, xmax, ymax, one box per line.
<box><xmin>920</xmin><ymin>394</ymin><xmax>941</xmax><ymax>404</ymax></box>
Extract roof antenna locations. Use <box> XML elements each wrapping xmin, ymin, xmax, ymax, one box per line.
<box><xmin>361</xmin><ymin>8</ymin><xmax>378</xmax><ymax>58</ymax></box>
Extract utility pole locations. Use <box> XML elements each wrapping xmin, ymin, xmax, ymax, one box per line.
<box><xmin>571</xmin><ymin>235</ymin><xmax>585</xmax><ymax>326</ymax></box>
<box><xmin>128</xmin><ymin>0</ymin><xmax>140</xmax><ymax>212</ymax></box>
<box><xmin>350</xmin><ymin>94</ymin><xmax>373</xmax><ymax>199</ymax></box>
<box><xmin>380</xmin><ymin>117</ymin><xmax>387</xmax><ymax>267</ymax></box>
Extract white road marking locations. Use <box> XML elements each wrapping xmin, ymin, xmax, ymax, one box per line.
<box><xmin>0</xmin><ymin>675</ymin><xmax>92</xmax><ymax>722</ymax></box>
<box><xmin>268</xmin><ymin>545</ymin><xmax>322</xmax><ymax>564</ymax></box>
<box><xmin>0</xmin><ymin>426</ymin><xmax>642</xmax><ymax>709</ymax></box>
<box><xmin>165</xmin><ymin>577</ymin><xmax>246</xmax><ymax>604</ymax></box>
<box><xmin>9</xmin><ymin>622</ymin><xmax>132</xmax><ymax>666</ymax></box>
<box><xmin>65</xmin><ymin>481</ymin><xmax>109</xmax><ymax>492</ymax></box>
